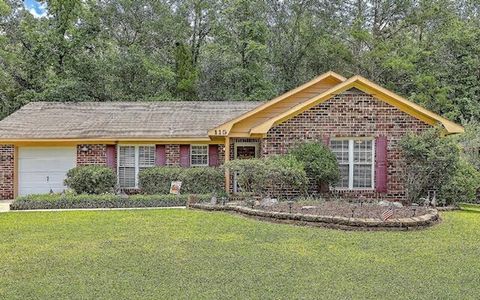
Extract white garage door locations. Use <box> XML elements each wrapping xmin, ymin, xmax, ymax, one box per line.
<box><xmin>18</xmin><ymin>147</ymin><xmax>76</xmax><ymax>196</ymax></box>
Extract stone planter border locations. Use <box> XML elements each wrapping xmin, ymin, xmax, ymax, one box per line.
<box><xmin>189</xmin><ymin>203</ymin><xmax>440</xmax><ymax>231</ymax></box>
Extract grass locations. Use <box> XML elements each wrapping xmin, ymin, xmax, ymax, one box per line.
<box><xmin>0</xmin><ymin>210</ymin><xmax>479</xmax><ymax>299</ymax></box>
<box><xmin>459</xmin><ymin>202</ymin><xmax>480</xmax><ymax>212</ymax></box>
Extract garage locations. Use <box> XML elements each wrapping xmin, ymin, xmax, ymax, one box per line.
<box><xmin>18</xmin><ymin>147</ymin><xmax>76</xmax><ymax>196</ymax></box>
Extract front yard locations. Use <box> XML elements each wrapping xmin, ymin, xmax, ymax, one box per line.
<box><xmin>0</xmin><ymin>209</ymin><xmax>479</xmax><ymax>299</ymax></box>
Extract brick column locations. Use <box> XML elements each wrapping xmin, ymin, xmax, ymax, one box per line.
<box><xmin>0</xmin><ymin>145</ymin><xmax>15</xmax><ymax>200</ymax></box>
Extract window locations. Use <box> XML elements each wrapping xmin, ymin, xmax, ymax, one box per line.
<box><xmin>331</xmin><ymin>139</ymin><xmax>374</xmax><ymax>189</ymax></box>
<box><xmin>118</xmin><ymin>145</ymin><xmax>155</xmax><ymax>188</ymax></box>
<box><xmin>191</xmin><ymin>145</ymin><xmax>208</xmax><ymax>166</ymax></box>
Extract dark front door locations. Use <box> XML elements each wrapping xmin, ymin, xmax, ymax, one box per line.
<box><xmin>233</xmin><ymin>142</ymin><xmax>259</xmax><ymax>193</ymax></box>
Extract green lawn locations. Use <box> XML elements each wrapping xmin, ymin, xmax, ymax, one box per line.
<box><xmin>0</xmin><ymin>210</ymin><xmax>479</xmax><ymax>299</ymax></box>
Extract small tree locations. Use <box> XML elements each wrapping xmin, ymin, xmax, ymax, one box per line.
<box><xmin>399</xmin><ymin>127</ymin><xmax>460</xmax><ymax>204</ymax></box>
<box><xmin>289</xmin><ymin>142</ymin><xmax>339</xmax><ymax>190</ymax></box>
<box><xmin>439</xmin><ymin>159</ymin><xmax>480</xmax><ymax>205</ymax></box>
<box><xmin>457</xmin><ymin>120</ymin><xmax>480</xmax><ymax>170</ymax></box>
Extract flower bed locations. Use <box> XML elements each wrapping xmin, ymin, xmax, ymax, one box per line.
<box><xmin>189</xmin><ymin>201</ymin><xmax>439</xmax><ymax>231</ymax></box>
<box><xmin>10</xmin><ymin>193</ymin><xmax>212</xmax><ymax>210</ymax></box>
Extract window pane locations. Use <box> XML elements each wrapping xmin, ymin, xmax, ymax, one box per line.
<box><xmin>139</xmin><ymin>146</ymin><xmax>155</xmax><ymax>168</ymax></box>
<box><xmin>354</xmin><ymin>140</ymin><xmax>372</xmax><ymax>163</ymax></box>
<box><xmin>191</xmin><ymin>145</ymin><xmax>208</xmax><ymax>166</ymax></box>
<box><xmin>336</xmin><ymin>164</ymin><xmax>350</xmax><ymax>188</ymax></box>
<box><xmin>119</xmin><ymin>146</ymin><xmax>136</xmax><ymax>188</ymax></box>
<box><xmin>119</xmin><ymin>167</ymin><xmax>135</xmax><ymax>188</ymax></box>
<box><xmin>353</xmin><ymin>164</ymin><xmax>373</xmax><ymax>188</ymax></box>
<box><xmin>331</xmin><ymin>140</ymin><xmax>349</xmax><ymax>164</ymax></box>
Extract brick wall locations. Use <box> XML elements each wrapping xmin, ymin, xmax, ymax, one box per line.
<box><xmin>262</xmin><ymin>88</ymin><xmax>431</xmax><ymax>201</ymax></box>
<box><xmin>166</xmin><ymin>144</ymin><xmax>181</xmax><ymax>166</ymax></box>
<box><xmin>77</xmin><ymin>144</ymin><xmax>108</xmax><ymax>166</ymax></box>
<box><xmin>0</xmin><ymin>145</ymin><xmax>14</xmax><ymax>200</ymax></box>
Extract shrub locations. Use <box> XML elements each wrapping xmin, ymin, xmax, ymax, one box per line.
<box><xmin>10</xmin><ymin>193</ymin><xmax>213</xmax><ymax>210</ymax></box>
<box><xmin>223</xmin><ymin>159</ymin><xmax>269</xmax><ymax>195</ymax></box>
<box><xmin>289</xmin><ymin>142</ymin><xmax>339</xmax><ymax>189</ymax></box>
<box><xmin>180</xmin><ymin>167</ymin><xmax>224</xmax><ymax>194</ymax></box>
<box><xmin>439</xmin><ymin>159</ymin><xmax>480</xmax><ymax>205</ymax></box>
<box><xmin>399</xmin><ymin>127</ymin><xmax>460</xmax><ymax>204</ymax></box>
<box><xmin>139</xmin><ymin>167</ymin><xmax>224</xmax><ymax>195</ymax></box>
<box><xmin>64</xmin><ymin>166</ymin><xmax>116</xmax><ymax>194</ymax></box>
<box><xmin>139</xmin><ymin>167</ymin><xmax>183</xmax><ymax>194</ymax></box>
<box><xmin>265</xmin><ymin>155</ymin><xmax>308</xmax><ymax>198</ymax></box>
<box><xmin>224</xmin><ymin>156</ymin><xmax>309</xmax><ymax>198</ymax></box>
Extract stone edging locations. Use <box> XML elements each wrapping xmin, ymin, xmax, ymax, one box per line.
<box><xmin>189</xmin><ymin>203</ymin><xmax>440</xmax><ymax>231</ymax></box>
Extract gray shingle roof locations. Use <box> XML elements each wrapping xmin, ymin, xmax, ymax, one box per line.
<box><xmin>0</xmin><ymin>101</ymin><xmax>263</xmax><ymax>140</ymax></box>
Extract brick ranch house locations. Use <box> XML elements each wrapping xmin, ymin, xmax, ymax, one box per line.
<box><xmin>0</xmin><ymin>72</ymin><xmax>463</xmax><ymax>200</ymax></box>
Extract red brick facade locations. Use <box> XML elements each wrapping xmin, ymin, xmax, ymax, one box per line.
<box><xmin>166</xmin><ymin>144</ymin><xmax>181</xmax><ymax>166</ymax></box>
<box><xmin>0</xmin><ymin>145</ymin><xmax>14</xmax><ymax>200</ymax></box>
<box><xmin>77</xmin><ymin>144</ymin><xmax>108</xmax><ymax>166</ymax></box>
<box><xmin>261</xmin><ymin>88</ymin><xmax>431</xmax><ymax>201</ymax></box>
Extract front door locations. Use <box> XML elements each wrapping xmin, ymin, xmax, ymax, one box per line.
<box><xmin>233</xmin><ymin>142</ymin><xmax>259</xmax><ymax>193</ymax></box>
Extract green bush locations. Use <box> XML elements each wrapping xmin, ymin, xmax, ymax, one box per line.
<box><xmin>64</xmin><ymin>166</ymin><xmax>116</xmax><ymax>194</ymax></box>
<box><xmin>223</xmin><ymin>159</ymin><xmax>269</xmax><ymax>196</ymax></box>
<box><xmin>180</xmin><ymin>167</ymin><xmax>224</xmax><ymax>194</ymax></box>
<box><xmin>139</xmin><ymin>167</ymin><xmax>224</xmax><ymax>195</ymax></box>
<box><xmin>266</xmin><ymin>155</ymin><xmax>308</xmax><ymax>198</ymax></box>
<box><xmin>224</xmin><ymin>156</ymin><xmax>308</xmax><ymax>198</ymax></box>
<box><xmin>139</xmin><ymin>167</ymin><xmax>183</xmax><ymax>194</ymax></box>
<box><xmin>289</xmin><ymin>142</ymin><xmax>339</xmax><ymax>189</ymax></box>
<box><xmin>439</xmin><ymin>159</ymin><xmax>480</xmax><ymax>205</ymax></box>
<box><xmin>400</xmin><ymin>127</ymin><xmax>460</xmax><ymax>204</ymax></box>
<box><xmin>10</xmin><ymin>193</ymin><xmax>213</xmax><ymax>210</ymax></box>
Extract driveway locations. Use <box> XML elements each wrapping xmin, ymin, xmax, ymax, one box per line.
<box><xmin>0</xmin><ymin>200</ymin><xmax>12</xmax><ymax>212</ymax></box>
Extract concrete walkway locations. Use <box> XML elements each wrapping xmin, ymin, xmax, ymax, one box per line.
<box><xmin>0</xmin><ymin>203</ymin><xmax>186</xmax><ymax>213</ymax></box>
<box><xmin>0</xmin><ymin>200</ymin><xmax>13</xmax><ymax>212</ymax></box>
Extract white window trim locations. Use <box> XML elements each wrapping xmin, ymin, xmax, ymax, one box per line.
<box><xmin>117</xmin><ymin>144</ymin><xmax>155</xmax><ymax>189</ymax></box>
<box><xmin>331</xmin><ymin>138</ymin><xmax>375</xmax><ymax>191</ymax></box>
<box><xmin>190</xmin><ymin>144</ymin><xmax>209</xmax><ymax>167</ymax></box>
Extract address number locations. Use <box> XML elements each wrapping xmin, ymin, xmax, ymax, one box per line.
<box><xmin>214</xmin><ymin>129</ymin><xmax>228</xmax><ymax>136</ymax></box>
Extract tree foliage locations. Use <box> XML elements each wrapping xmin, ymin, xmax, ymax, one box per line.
<box><xmin>399</xmin><ymin>128</ymin><xmax>460</xmax><ymax>204</ymax></box>
<box><xmin>1</xmin><ymin>0</ymin><xmax>480</xmax><ymax>121</ymax></box>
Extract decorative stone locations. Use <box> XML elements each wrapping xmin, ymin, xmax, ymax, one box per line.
<box><xmin>378</xmin><ymin>200</ymin><xmax>403</xmax><ymax>207</ymax></box>
<box><xmin>260</xmin><ymin>197</ymin><xmax>278</xmax><ymax>207</ymax></box>
<box><xmin>210</xmin><ymin>196</ymin><xmax>217</xmax><ymax>205</ymax></box>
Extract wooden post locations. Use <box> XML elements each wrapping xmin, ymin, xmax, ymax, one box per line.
<box><xmin>224</xmin><ymin>137</ymin><xmax>230</xmax><ymax>194</ymax></box>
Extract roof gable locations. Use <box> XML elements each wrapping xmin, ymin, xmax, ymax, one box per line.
<box><xmin>208</xmin><ymin>71</ymin><xmax>346</xmax><ymax>136</ymax></box>
<box><xmin>248</xmin><ymin>75</ymin><xmax>464</xmax><ymax>135</ymax></box>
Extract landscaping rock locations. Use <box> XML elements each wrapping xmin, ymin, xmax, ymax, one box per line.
<box><xmin>260</xmin><ymin>197</ymin><xmax>278</xmax><ymax>207</ymax></box>
<box><xmin>210</xmin><ymin>195</ymin><xmax>217</xmax><ymax>205</ymax></box>
<box><xmin>378</xmin><ymin>200</ymin><xmax>403</xmax><ymax>207</ymax></box>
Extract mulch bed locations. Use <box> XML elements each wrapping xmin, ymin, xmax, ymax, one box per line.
<box><xmin>243</xmin><ymin>201</ymin><xmax>427</xmax><ymax>219</ymax></box>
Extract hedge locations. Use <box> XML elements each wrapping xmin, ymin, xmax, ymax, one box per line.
<box><xmin>10</xmin><ymin>193</ymin><xmax>213</xmax><ymax>210</ymax></box>
<box><xmin>139</xmin><ymin>167</ymin><xmax>224</xmax><ymax>195</ymax></box>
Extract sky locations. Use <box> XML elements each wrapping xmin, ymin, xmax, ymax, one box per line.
<box><xmin>23</xmin><ymin>0</ymin><xmax>47</xmax><ymax>18</ymax></box>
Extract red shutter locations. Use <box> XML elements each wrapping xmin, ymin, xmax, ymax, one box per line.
<box><xmin>180</xmin><ymin>145</ymin><xmax>190</xmax><ymax>167</ymax></box>
<box><xmin>106</xmin><ymin>145</ymin><xmax>116</xmax><ymax>169</ymax></box>
<box><xmin>375</xmin><ymin>136</ymin><xmax>388</xmax><ymax>193</ymax></box>
<box><xmin>209</xmin><ymin>145</ymin><xmax>219</xmax><ymax>167</ymax></box>
<box><xmin>155</xmin><ymin>145</ymin><xmax>166</xmax><ymax>166</ymax></box>
<box><xmin>322</xmin><ymin>135</ymin><xmax>330</xmax><ymax>147</ymax></box>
